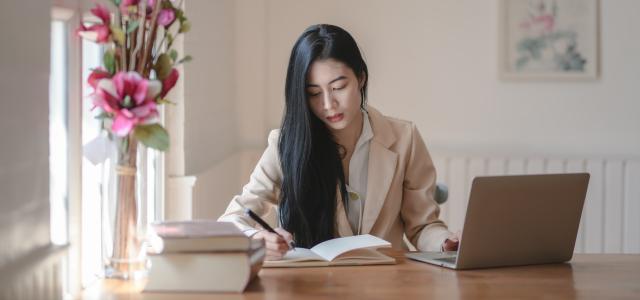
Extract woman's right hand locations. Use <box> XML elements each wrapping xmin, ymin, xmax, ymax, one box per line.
<box><xmin>252</xmin><ymin>227</ymin><xmax>294</xmax><ymax>261</ymax></box>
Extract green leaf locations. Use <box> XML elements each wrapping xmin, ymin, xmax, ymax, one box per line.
<box><xmin>178</xmin><ymin>20</ymin><xmax>191</xmax><ymax>33</ymax></box>
<box><xmin>164</xmin><ymin>32</ymin><xmax>174</xmax><ymax>49</ymax></box>
<box><xmin>169</xmin><ymin>49</ymin><xmax>178</xmax><ymax>63</ymax></box>
<box><xmin>104</xmin><ymin>50</ymin><xmax>116</xmax><ymax>74</ymax></box>
<box><xmin>133</xmin><ymin>124</ymin><xmax>169</xmax><ymax>151</ymax></box>
<box><xmin>103</xmin><ymin>118</ymin><xmax>113</xmax><ymax>133</ymax></box>
<box><xmin>126</xmin><ymin>20</ymin><xmax>139</xmax><ymax>34</ymax></box>
<box><xmin>110</xmin><ymin>0</ymin><xmax>121</xmax><ymax>6</ymax></box>
<box><xmin>154</xmin><ymin>53</ymin><xmax>173</xmax><ymax>80</ymax></box>
<box><xmin>110</xmin><ymin>25</ymin><xmax>125</xmax><ymax>45</ymax></box>
<box><xmin>177</xmin><ymin>55</ymin><xmax>192</xmax><ymax>65</ymax></box>
<box><xmin>157</xmin><ymin>98</ymin><xmax>176</xmax><ymax>105</ymax></box>
<box><xmin>161</xmin><ymin>0</ymin><xmax>174</xmax><ymax>9</ymax></box>
<box><xmin>176</xmin><ymin>9</ymin><xmax>185</xmax><ymax>22</ymax></box>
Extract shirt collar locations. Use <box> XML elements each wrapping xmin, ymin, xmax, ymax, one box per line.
<box><xmin>354</xmin><ymin>110</ymin><xmax>373</xmax><ymax>150</ymax></box>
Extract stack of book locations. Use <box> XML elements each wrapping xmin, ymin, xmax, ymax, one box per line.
<box><xmin>144</xmin><ymin>220</ymin><xmax>265</xmax><ymax>293</ymax></box>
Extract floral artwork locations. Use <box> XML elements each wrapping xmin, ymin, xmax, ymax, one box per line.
<box><xmin>500</xmin><ymin>0</ymin><xmax>598</xmax><ymax>79</ymax></box>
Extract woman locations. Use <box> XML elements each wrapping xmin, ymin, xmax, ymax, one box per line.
<box><xmin>219</xmin><ymin>24</ymin><xmax>459</xmax><ymax>260</ymax></box>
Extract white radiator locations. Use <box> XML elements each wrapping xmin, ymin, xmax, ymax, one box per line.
<box><xmin>0</xmin><ymin>245</ymin><xmax>66</xmax><ymax>300</ymax></box>
<box><xmin>431</xmin><ymin>155</ymin><xmax>640</xmax><ymax>254</ymax></box>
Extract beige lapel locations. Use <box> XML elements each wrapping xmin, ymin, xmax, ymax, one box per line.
<box><xmin>361</xmin><ymin>106</ymin><xmax>397</xmax><ymax>234</ymax></box>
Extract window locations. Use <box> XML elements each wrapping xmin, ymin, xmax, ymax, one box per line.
<box><xmin>50</xmin><ymin>7</ymin><xmax>76</xmax><ymax>298</ymax></box>
<box><xmin>80</xmin><ymin>37</ymin><xmax>104</xmax><ymax>287</ymax></box>
<box><xmin>49</xmin><ymin>18</ymin><xmax>69</xmax><ymax>246</ymax></box>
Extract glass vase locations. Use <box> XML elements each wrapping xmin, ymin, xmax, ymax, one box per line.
<box><xmin>102</xmin><ymin>136</ymin><xmax>149</xmax><ymax>280</ymax></box>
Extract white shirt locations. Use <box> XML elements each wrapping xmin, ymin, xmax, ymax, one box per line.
<box><xmin>345</xmin><ymin>110</ymin><xmax>373</xmax><ymax>235</ymax></box>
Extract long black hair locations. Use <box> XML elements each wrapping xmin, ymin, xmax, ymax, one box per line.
<box><xmin>278</xmin><ymin>24</ymin><xmax>369</xmax><ymax>247</ymax></box>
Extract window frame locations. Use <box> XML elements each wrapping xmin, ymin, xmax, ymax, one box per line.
<box><xmin>50</xmin><ymin>5</ymin><xmax>82</xmax><ymax>298</ymax></box>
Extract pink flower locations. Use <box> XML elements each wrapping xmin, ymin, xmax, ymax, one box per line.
<box><xmin>77</xmin><ymin>24</ymin><xmax>110</xmax><ymax>43</ymax></box>
<box><xmin>93</xmin><ymin>71</ymin><xmax>162</xmax><ymax>136</ymax></box>
<box><xmin>88</xmin><ymin>68</ymin><xmax>111</xmax><ymax>89</ymax></box>
<box><xmin>146</xmin><ymin>0</ymin><xmax>156</xmax><ymax>15</ymax></box>
<box><xmin>533</xmin><ymin>15</ymin><xmax>555</xmax><ymax>32</ymax></box>
<box><xmin>160</xmin><ymin>68</ymin><xmax>179</xmax><ymax>97</ymax></box>
<box><xmin>91</xmin><ymin>4</ymin><xmax>111</xmax><ymax>24</ymax></box>
<box><xmin>77</xmin><ymin>4</ymin><xmax>112</xmax><ymax>43</ymax></box>
<box><xmin>146</xmin><ymin>0</ymin><xmax>178</xmax><ymax>20</ymax></box>
<box><xmin>158</xmin><ymin>8</ymin><xmax>176</xmax><ymax>27</ymax></box>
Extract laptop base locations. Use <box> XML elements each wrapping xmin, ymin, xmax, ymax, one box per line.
<box><xmin>405</xmin><ymin>252</ymin><xmax>458</xmax><ymax>269</ymax></box>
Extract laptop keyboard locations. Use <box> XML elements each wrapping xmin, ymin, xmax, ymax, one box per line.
<box><xmin>434</xmin><ymin>257</ymin><xmax>457</xmax><ymax>264</ymax></box>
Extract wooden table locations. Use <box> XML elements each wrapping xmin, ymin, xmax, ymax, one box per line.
<box><xmin>81</xmin><ymin>250</ymin><xmax>640</xmax><ymax>299</ymax></box>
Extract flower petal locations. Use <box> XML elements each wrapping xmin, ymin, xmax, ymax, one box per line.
<box><xmin>94</xmin><ymin>25</ymin><xmax>111</xmax><ymax>43</ymax></box>
<box><xmin>112</xmin><ymin>113</ymin><xmax>137</xmax><ymax>136</ymax></box>
<box><xmin>92</xmin><ymin>93</ymin><xmax>116</xmax><ymax>113</ymax></box>
<box><xmin>160</xmin><ymin>69</ymin><xmax>179</xmax><ymax>97</ymax></box>
<box><xmin>133</xmin><ymin>78</ymin><xmax>149</xmax><ymax>105</ymax></box>
<box><xmin>77</xmin><ymin>29</ymin><xmax>98</xmax><ymax>42</ymax></box>
<box><xmin>158</xmin><ymin>9</ymin><xmax>176</xmax><ymax>27</ymax></box>
<box><xmin>91</xmin><ymin>4</ymin><xmax>112</xmax><ymax>25</ymax></box>
<box><xmin>147</xmin><ymin>80</ymin><xmax>162</xmax><ymax>99</ymax></box>
<box><xmin>97</xmin><ymin>78</ymin><xmax>119</xmax><ymax>100</ymax></box>
<box><xmin>113</xmin><ymin>71</ymin><xmax>143</xmax><ymax>100</ymax></box>
<box><xmin>88</xmin><ymin>69</ymin><xmax>111</xmax><ymax>89</ymax></box>
<box><xmin>121</xmin><ymin>108</ymin><xmax>134</xmax><ymax>118</ymax></box>
<box><xmin>130</xmin><ymin>101</ymin><xmax>156</xmax><ymax>118</ymax></box>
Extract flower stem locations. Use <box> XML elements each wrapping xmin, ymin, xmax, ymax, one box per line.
<box><xmin>138</xmin><ymin>0</ymin><xmax>162</xmax><ymax>76</ymax></box>
<box><xmin>111</xmin><ymin>135</ymin><xmax>140</xmax><ymax>276</ymax></box>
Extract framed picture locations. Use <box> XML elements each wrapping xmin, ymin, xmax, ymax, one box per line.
<box><xmin>499</xmin><ymin>0</ymin><xmax>599</xmax><ymax>80</ymax></box>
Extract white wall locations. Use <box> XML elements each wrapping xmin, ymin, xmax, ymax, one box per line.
<box><xmin>260</xmin><ymin>0</ymin><xmax>640</xmax><ymax>158</ymax></box>
<box><xmin>189</xmin><ymin>0</ymin><xmax>640</xmax><ymax>225</ymax></box>
<box><xmin>0</xmin><ymin>0</ymin><xmax>52</xmax><ymax>276</ymax></box>
<box><xmin>184</xmin><ymin>0</ymin><xmax>238</xmax><ymax>175</ymax></box>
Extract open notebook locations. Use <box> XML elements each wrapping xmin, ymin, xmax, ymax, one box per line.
<box><xmin>263</xmin><ymin>234</ymin><xmax>396</xmax><ymax>268</ymax></box>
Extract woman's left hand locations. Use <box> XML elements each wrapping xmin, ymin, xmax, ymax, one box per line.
<box><xmin>442</xmin><ymin>232</ymin><xmax>460</xmax><ymax>251</ymax></box>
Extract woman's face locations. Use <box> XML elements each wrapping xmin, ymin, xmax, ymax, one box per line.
<box><xmin>306</xmin><ymin>59</ymin><xmax>364</xmax><ymax>132</ymax></box>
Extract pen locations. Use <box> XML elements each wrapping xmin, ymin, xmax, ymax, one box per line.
<box><xmin>234</xmin><ymin>199</ymin><xmax>296</xmax><ymax>250</ymax></box>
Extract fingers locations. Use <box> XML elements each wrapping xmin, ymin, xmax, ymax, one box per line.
<box><xmin>274</xmin><ymin>227</ymin><xmax>294</xmax><ymax>245</ymax></box>
<box><xmin>264</xmin><ymin>232</ymin><xmax>286</xmax><ymax>244</ymax></box>
<box><xmin>441</xmin><ymin>230</ymin><xmax>461</xmax><ymax>251</ymax></box>
<box><xmin>446</xmin><ymin>231</ymin><xmax>461</xmax><ymax>243</ymax></box>
<box><xmin>265</xmin><ymin>239</ymin><xmax>290</xmax><ymax>252</ymax></box>
<box><xmin>264</xmin><ymin>241</ymin><xmax>288</xmax><ymax>260</ymax></box>
<box><xmin>252</xmin><ymin>230</ymin><xmax>290</xmax><ymax>260</ymax></box>
<box><xmin>253</xmin><ymin>230</ymin><xmax>283</xmax><ymax>243</ymax></box>
<box><xmin>443</xmin><ymin>238</ymin><xmax>460</xmax><ymax>251</ymax></box>
<box><xmin>442</xmin><ymin>235</ymin><xmax>460</xmax><ymax>251</ymax></box>
<box><xmin>254</xmin><ymin>232</ymin><xmax>287</xmax><ymax>248</ymax></box>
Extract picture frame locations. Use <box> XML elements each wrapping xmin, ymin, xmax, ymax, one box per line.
<box><xmin>498</xmin><ymin>0</ymin><xmax>599</xmax><ymax>80</ymax></box>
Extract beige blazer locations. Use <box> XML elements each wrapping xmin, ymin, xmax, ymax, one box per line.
<box><xmin>219</xmin><ymin>106</ymin><xmax>451</xmax><ymax>251</ymax></box>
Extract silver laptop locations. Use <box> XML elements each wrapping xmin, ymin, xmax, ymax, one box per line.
<box><xmin>406</xmin><ymin>173</ymin><xmax>590</xmax><ymax>270</ymax></box>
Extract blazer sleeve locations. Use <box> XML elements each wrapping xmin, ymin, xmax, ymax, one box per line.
<box><xmin>401</xmin><ymin>124</ymin><xmax>452</xmax><ymax>251</ymax></box>
<box><xmin>218</xmin><ymin>130</ymin><xmax>283</xmax><ymax>235</ymax></box>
